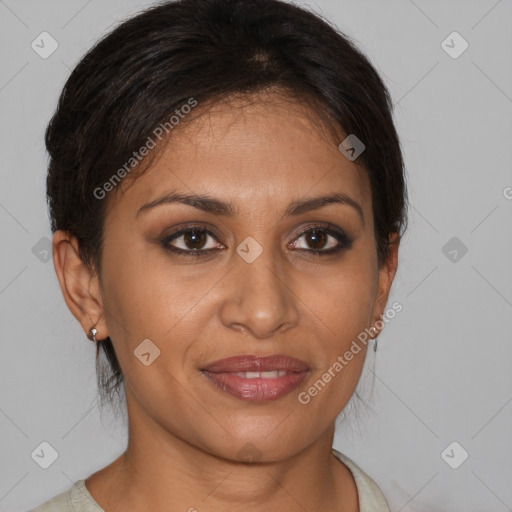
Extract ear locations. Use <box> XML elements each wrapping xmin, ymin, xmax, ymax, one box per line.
<box><xmin>52</xmin><ymin>230</ymin><xmax>108</xmax><ymax>340</ymax></box>
<box><xmin>371</xmin><ymin>232</ymin><xmax>400</xmax><ymax>334</ymax></box>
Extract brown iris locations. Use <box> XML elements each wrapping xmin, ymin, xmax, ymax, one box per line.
<box><xmin>305</xmin><ymin>228</ymin><xmax>328</xmax><ymax>250</ymax></box>
<box><xmin>184</xmin><ymin>229</ymin><xmax>208</xmax><ymax>250</ymax></box>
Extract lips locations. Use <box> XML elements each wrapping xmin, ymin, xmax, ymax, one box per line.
<box><xmin>202</xmin><ymin>354</ymin><xmax>310</xmax><ymax>373</ymax></box>
<box><xmin>200</xmin><ymin>355</ymin><xmax>310</xmax><ymax>402</ymax></box>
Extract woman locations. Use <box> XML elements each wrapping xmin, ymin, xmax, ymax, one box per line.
<box><xmin>30</xmin><ymin>0</ymin><xmax>408</xmax><ymax>510</ymax></box>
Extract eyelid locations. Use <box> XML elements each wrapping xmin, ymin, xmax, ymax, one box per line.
<box><xmin>161</xmin><ymin>222</ymin><xmax>224</xmax><ymax>242</ymax></box>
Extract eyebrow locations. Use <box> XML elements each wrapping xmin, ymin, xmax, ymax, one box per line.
<box><xmin>136</xmin><ymin>190</ymin><xmax>364</xmax><ymax>225</ymax></box>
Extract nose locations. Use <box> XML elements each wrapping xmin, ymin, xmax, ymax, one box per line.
<box><xmin>219</xmin><ymin>244</ymin><xmax>300</xmax><ymax>339</ymax></box>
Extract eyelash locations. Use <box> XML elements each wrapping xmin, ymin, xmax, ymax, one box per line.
<box><xmin>160</xmin><ymin>223</ymin><xmax>353</xmax><ymax>259</ymax></box>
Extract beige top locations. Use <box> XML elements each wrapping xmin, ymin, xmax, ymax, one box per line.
<box><xmin>28</xmin><ymin>448</ymin><xmax>390</xmax><ymax>511</ymax></box>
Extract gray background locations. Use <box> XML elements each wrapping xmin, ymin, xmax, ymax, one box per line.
<box><xmin>1</xmin><ymin>0</ymin><xmax>511</xmax><ymax>510</ymax></box>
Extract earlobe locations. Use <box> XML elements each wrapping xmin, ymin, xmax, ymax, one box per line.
<box><xmin>52</xmin><ymin>231</ymin><xmax>108</xmax><ymax>340</ymax></box>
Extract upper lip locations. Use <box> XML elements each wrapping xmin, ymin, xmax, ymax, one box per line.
<box><xmin>201</xmin><ymin>354</ymin><xmax>310</xmax><ymax>373</ymax></box>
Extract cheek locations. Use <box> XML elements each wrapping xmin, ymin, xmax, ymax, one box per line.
<box><xmin>99</xmin><ymin>233</ymin><xmax>218</xmax><ymax>366</ymax></box>
<box><xmin>294</xmin><ymin>271</ymin><xmax>375</xmax><ymax>420</ymax></box>
<box><xmin>297</xmin><ymin>253</ymin><xmax>377</xmax><ymax>396</ymax></box>
<box><xmin>300</xmin><ymin>254</ymin><xmax>377</xmax><ymax>337</ymax></box>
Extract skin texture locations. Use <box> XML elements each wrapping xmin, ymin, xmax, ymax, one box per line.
<box><xmin>52</xmin><ymin>92</ymin><xmax>399</xmax><ymax>512</ymax></box>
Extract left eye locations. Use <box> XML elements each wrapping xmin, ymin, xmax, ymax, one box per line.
<box><xmin>289</xmin><ymin>225</ymin><xmax>351</xmax><ymax>253</ymax></box>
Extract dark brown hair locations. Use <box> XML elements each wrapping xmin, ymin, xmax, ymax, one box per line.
<box><xmin>45</xmin><ymin>0</ymin><xmax>408</xmax><ymax>410</ymax></box>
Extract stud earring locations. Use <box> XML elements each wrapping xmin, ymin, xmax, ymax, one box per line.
<box><xmin>89</xmin><ymin>327</ymin><xmax>98</xmax><ymax>343</ymax></box>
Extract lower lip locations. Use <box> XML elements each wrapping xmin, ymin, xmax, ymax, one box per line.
<box><xmin>201</xmin><ymin>371</ymin><xmax>309</xmax><ymax>402</ymax></box>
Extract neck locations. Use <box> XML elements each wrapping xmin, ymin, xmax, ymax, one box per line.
<box><xmin>86</xmin><ymin>390</ymin><xmax>358</xmax><ymax>512</ymax></box>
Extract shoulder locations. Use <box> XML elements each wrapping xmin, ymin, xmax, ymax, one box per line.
<box><xmin>27</xmin><ymin>480</ymin><xmax>104</xmax><ymax>512</ymax></box>
<box><xmin>331</xmin><ymin>448</ymin><xmax>391</xmax><ymax>512</ymax></box>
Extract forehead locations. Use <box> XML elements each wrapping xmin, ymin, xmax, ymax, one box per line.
<box><xmin>111</xmin><ymin>93</ymin><xmax>372</xmax><ymax>220</ymax></box>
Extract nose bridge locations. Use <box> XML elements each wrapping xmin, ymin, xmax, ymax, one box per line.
<box><xmin>220</xmin><ymin>234</ymin><xmax>299</xmax><ymax>338</ymax></box>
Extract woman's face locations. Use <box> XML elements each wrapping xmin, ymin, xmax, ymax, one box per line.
<box><xmin>72</xmin><ymin>93</ymin><xmax>397</xmax><ymax>461</ymax></box>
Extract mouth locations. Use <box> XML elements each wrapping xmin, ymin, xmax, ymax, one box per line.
<box><xmin>200</xmin><ymin>354</ymin><xmax>310</xmax><ymax>402</ymax></box>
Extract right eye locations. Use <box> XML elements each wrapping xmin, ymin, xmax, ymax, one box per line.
<box><xmin>161</xmin><ymin>226</ymin><xmax>225</xmax><ymax>257</ymax></box>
